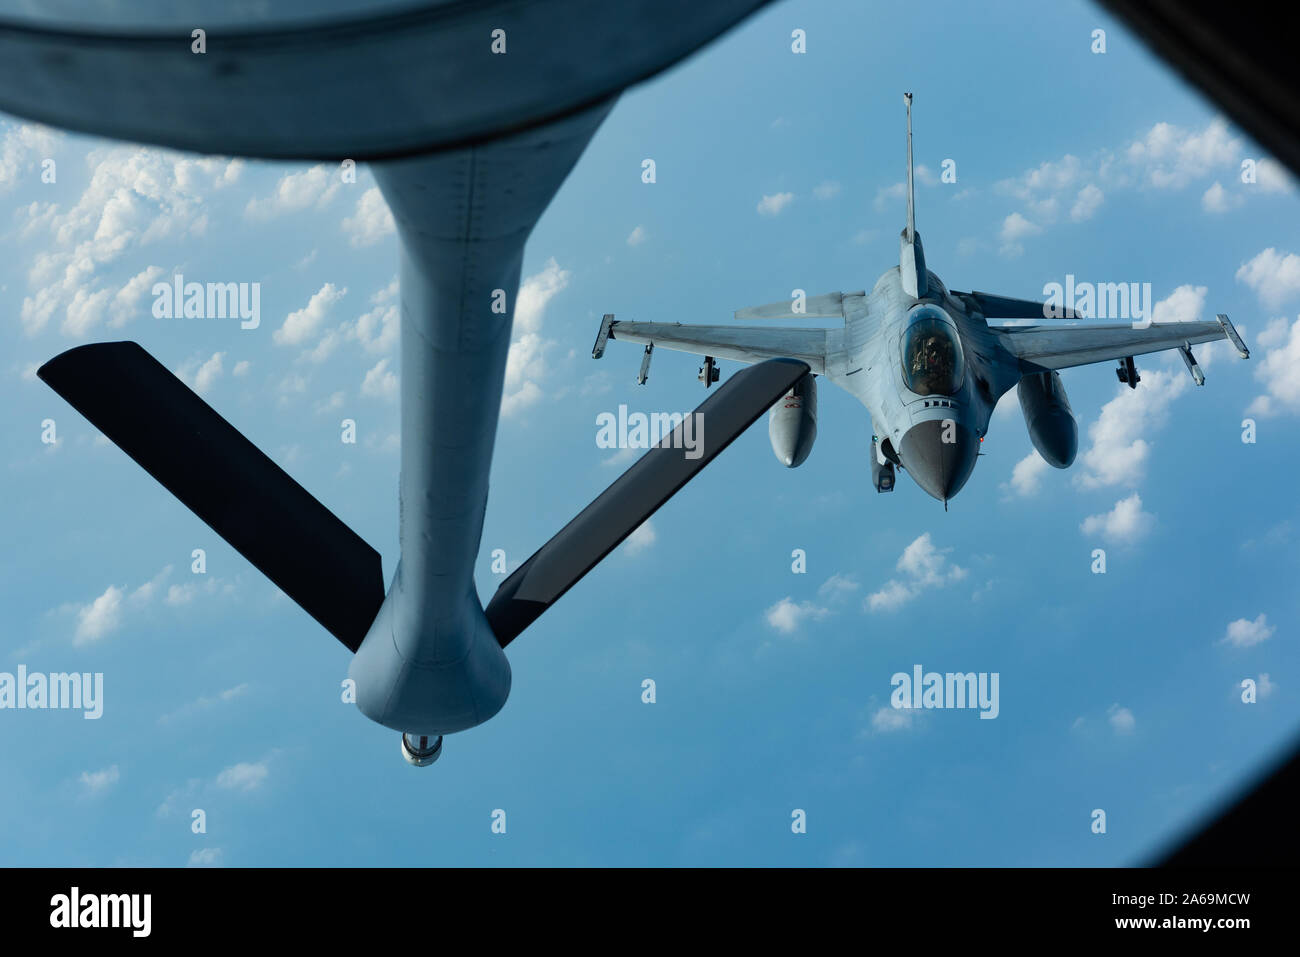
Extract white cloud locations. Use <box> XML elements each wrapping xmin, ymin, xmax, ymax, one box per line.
<box><xmin>1080</xmin><ymin>492</ymin><xmax>1155</xmax><ymax>545</ymax></box>
<box><xmin>1</xmin><ymin>123</ymin><xmax>58</xmax><ymax>191</ymax></box>
<box><xmin>1077</xmin><ymin>368</ymin><xmax>1188</xmax><ymax>488</ymax></box>
<box><xmin>176</xmin><ymin>351</ymin><xmax>224</xmax><ymax>395</ymax></box>
<box><xmin>501</xmin><ymin>257</ymin><xmax>569</xmax><ymax>418</ymax></box>
<box><xmin>1107</xmin><ymin>704</ymin><xmax>1136</xmax><ymax>735</ymax></box>
<box><xmin>1254</xmin><ymin>157</ymin><xmax>1295</xmax><ymax>194</ymax></box>
<box><xmin>74</xmin><ymin>585</ymin><xmax>124</xmax><ymax>645</ymax></box>
<box><xmin>1152</xmin><ymin>284</ymin><xmax>1207</xmax><ymax>324</ymax></box>
<box><xmin>1000</xmin><ymin>212</ymin><xmax>1039</xmax><ymax>241</ymax></box>
<box><xmin>813</xmin><ymin>180</ymin><xmax>841</xmax><ymax>200</ymax></box>
<box><xmin>1257</xmin><ymin>673</ymin><xmax>1277</xmax><ymax>699</ymax></box>
<box><xmin>341</xmin><ymin>186</ymin><xmax>395</xmax><ymax>247</ymax></box>
<box><xmin>764</xmin><ymin>596</ymin><xmax>830</xmax><ymax>634</ymax></box>
<box><xmin>273</xmin><ymin>283</ymin><xmax>346</xmax><ymax>346</ymax></box>
<box><xmin>818</xmin><ymin>574</ymin><xmax>859</xmax><ymax>599</ymax></box>
<box><xmin>187</xmin><ymin>848</ymin><xmax>224</xmax><ymax>867</ymax></box>
<box><xmin>999</xmin><ymin>212</ymin><xmax>1040</xmax><ymax>256</ymax></box>
<box><xmin>347</xmin><ymin>277</ymin><xmax>399</xmax><ymax>354</ymax></box>
<box><xmin>997</xmin><ymin>154</ymin><xmax>1085</xmax><ymax>212</ymax></box>
<box><xmin>79</xmin><ymin>765</ymin><xmax>120</xmax><ymax>795</ymax></box>
<box><xmin>18</xmin><ymin>148</ymin><xmax>236</xmax><ymax>335</ymax></box>
<box><xmin>866</xmin><ymin>533</ymin><xmax>966</xmax><ymax>612</ymax></box>
<box><xmin>1201</xmin><ymin>181</ymin><xmax>1242</xmax><ymax>214</ymax></box>
<box><xmin>244</xmin><ymin>164</ymin><xmax>341</xmax><ymax>219</ymax></box>
<box><xmin>990</xmin><ymin>119</ymin><xmax>1242</xmax><ymax>245</ymax></box>
<box><xmin>623</xmin><ymin>520</ymin><xmax>656</xmax><ymax>555</ymax></box>
<box><xmin>1127</xmin><ymin>117</ymin><xmax>1239</xmax><ymax>189</ymax></box>
<box><xmin>164</xmin><ymin>577</ymin><xmax>223</xmax><ymax>606</ymax></box>
<box><xmin>216</xmin><ymin>761</ymin><xmax>268</xmax><ymax>792</ymax></box>
<box><xmin>626</xmin><ymin>225</ymin><xmax>647</xmax><ymax>246</ymax></box>
<box><xmin>360</xmin><ymin>357</ymin><xmax>397</xmax><ymax>401</ymax></box>
<box><xmin>1221</xmin><ymin>613</ymin><xmax>1274</xmax><ymax>648</ymax></box>
<box><xmin>109</xmin><ymin>265</ymin><xmax>166</xmax><ymax>327</ymax></box>
<box><xmin>1247</xmin><ymin>315</ymin><xmax>1300</xmax><ymax>415</ymax></box>
<box><xmin>1236</xmin><ymin>247</ymin><xmax>1300</xmax><ymax>310</ymax></box>
<box><xmin>1070</xmin><ymin>183</ymin><xmax>1104</xmax><ymax>221</ymax></box>
<box><xmin>232</xmin><ymin>360</ymin><xmax>251</xmax><ymax>377</ymax></box>
<box><xmin>757</xmin><ymin>192</ymin><xmax>795</xmax><ymax>216</ymax></box>
<box><xmin>871</xmin><ymin>705</ymin><xmax>915</xmax><ymax>733</ymax></box>
<box><xmin>1005</xmin><ymin>449</ymin><xmax>1051</xmax><ymax>497</ymax></box>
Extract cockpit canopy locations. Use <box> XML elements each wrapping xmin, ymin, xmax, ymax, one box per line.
<box><xmin>902</xmin><ymin>305</ymin><xmax>964</xmax><ymax>396</ymax></box>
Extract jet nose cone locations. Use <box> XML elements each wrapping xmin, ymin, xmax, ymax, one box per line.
<box><xmin>898</xmin><ymin>418</ymin><xmax>978</xmax><ymax>502</ymax></box>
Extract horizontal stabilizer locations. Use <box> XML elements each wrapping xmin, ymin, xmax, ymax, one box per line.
<box><xmin>954</xmin><ymin>290</ymin><xmax>1052</xmax><ymax>320</ymax></box>
<box><xmin>38</xmin><ymin>342</ymin><xmax>385</xmax><ymax>651</ymax></box>
<box><xmin>485</xmin><ymin>357</ymin><xmax>810</xmax><ymax>646</ymax></box>
<box><xmin>734</xmin><ymin>291</ymin><xmax>859</xmax><ymax>321</ymax></box>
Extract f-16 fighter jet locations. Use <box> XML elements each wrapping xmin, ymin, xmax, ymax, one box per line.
<box><xmin>594</xmin><ymin>93</ymin><xmax>1250</xmax><ymax>505</ymax></box>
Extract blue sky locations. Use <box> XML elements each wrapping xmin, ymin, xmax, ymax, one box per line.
<box><xmin>2</xmin><ymin>0</ymin><xmax>1299</xmax><ymax>866</ymax></box>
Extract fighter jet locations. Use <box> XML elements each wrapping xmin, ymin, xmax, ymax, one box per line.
<box><xmin>593</xmin><ymin>93</ymin><xmax>1251</xmax><ymax>506</ymax></box>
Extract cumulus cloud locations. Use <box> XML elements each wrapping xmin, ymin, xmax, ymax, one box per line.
<box><xmin>1127</xmin><ymin>118</ymin><xmax>1240</xmax><ymax>190</ymax></box>
<box><xmin>187</xmin><ymin>848</ymin><xmax>224</xmax><ymax>867</ymax></box>
<box><xmin>1236</xmin><ymin>247</ymin><xmax>1300</xmax><ymax>311</ymax></box>
<box><xmin>1257</xmin><ymin>673</ymin><xmax>1277</xmax><ymax>699</ymax></box>
<box><xmin>991</xmin><ymin>118</ymin><xmax>1247</xmax><ymax>245</ymax></box>
<box><xmin>1005</xmin><ymin>449</ymin><xmax>1051</xmax><ymax>497</ymax></box>
<box><xmin>341</xmin><ymin>186</ymin><xmax>395</xmax><ymax>247</ymax></box>
<box><xmin>74</xmin><ymin>585</ymin><xmax>125</xmax><ymax>645</ymax></box>
<box><xmin>1070</xmin><ymin>183</ymin><xmax>1104</xmax><ymax>221</ymax></box>
<box><xmin>1253</xmin><ymin>157</ymin><xmax>1295</xmax><ymax>193</ymax></box>
<box><xmin>999</xmin><ymin>212</ymin><xmax>1040</xmax><ymax>257</ymax></box>
<box><xmin>109</xmin><ymin>265</ymin><xmax>166</xmax><ymax>327</ymax></box>
<box><xmin>757</xmin><ymin>192</ymin><xmax>795</xmax><ymax>216</ymax></box>
<box><xmin>1152</xmin><ymin>284</ymin><xmax>1207</xmax><ymax>324</ymax></box>
<box><xmin>175</xmin><ymin>351</ymin><xmax>225</xmax><ymax>396</ymax></box>
<box><xmin>1080</xmin><ymin>492</ymin><xmax>1155</xmax><ymax>545</ymax></box>
<box><xmin>273</xmin><ymin>283</ymin><xmax>347</xmax><ymax>346</ymax></box>
<box><xmin>245</xmin><ymin>164</ymin><xmax>341</xmax><ymax>219</ymax></box>
<box><xmin>866</xmin><ymin>533</ymin><xmax>966</xmax><ymax>612</ymax></box>
<box><xmin>626</xmin><ymin>225</ymin><xmax>647</xmax><ymax>246</ymax></box>
<box><xmin>1</xmin><ymin>123</ymin><xmax>58</xmax><ymax>191</ymax></box>
<box><xmin>360</xmin><ymin>357</ymin><xmax>397</xmax><ymax>401</ymax></box>
<box><xmin>1202</xmin><ymin>181</ymin><xmax>1242</xmax><ymax>213</ymax></box>
<box><xmin>1076</xmin><ymin>368</ymin><xmax>1188</xmax><ymax>488</ymax></box>
<box><xmin>19</xmin><ymin>147</ymin><xmax>237</xmax><ymax>337</ymax></box>
<box><xmin>1246</xmin><ymin>315</ymin><xmax>1300</xmax><ymax>415</ymax></box>
<box><xmin>1107</xmin><ymin>704</ymin><xmax>1136</xmax><ymax>735</ymax></box>
<box><xmin>501</xmin><ymin>257</ymin><xmax>569</xmax><ymax>418</ymax></box>
<box><xmin>1221</xmin><ymin>614</ymin><xmax>1274</xmax><ymax>648</ymax></box>
<box><xmin>764</xmin><ymin>597</ymin><xmax>830</xmax><ymax>634</ymax></box>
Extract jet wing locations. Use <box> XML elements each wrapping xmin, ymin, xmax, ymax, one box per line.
<box><xmin>991</xmin><ymin>316</ymin><xmax>1248</xmax><ymax>371</ymax></box>
<box><xmin>605</xmin><ymin>320</ymin><xmax>829</xmax><ymax>374</ymax></box>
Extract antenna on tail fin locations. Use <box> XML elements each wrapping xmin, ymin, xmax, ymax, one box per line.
<box><xmin>899</xmin><ymin>92</ymin><xmax>928</xmax><ymax>299</ymax></box>
<box><xmin>905</xmin><ymin>91</ymin><xmax>916</xmax><ymax>243</ymax></box>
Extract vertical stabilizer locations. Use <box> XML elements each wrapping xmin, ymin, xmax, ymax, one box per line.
<box><xmin>899</xmin><ymin>92</ymin><xmax>928</xmax><ymax>299</ymax></box>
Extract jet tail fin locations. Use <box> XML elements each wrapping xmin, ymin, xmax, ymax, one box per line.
<box><xmin>899</xmin><ymin>92</ymin><xmax>928</xmax><ymax>299</ymax></box>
